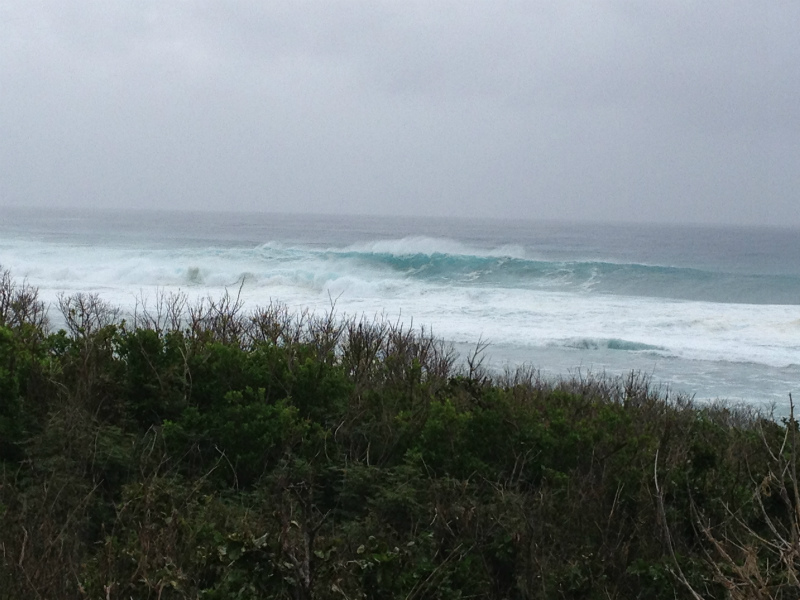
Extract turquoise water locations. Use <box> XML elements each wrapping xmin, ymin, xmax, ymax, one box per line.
<box><xmin>1</xmin><ymin>207</ymin><xmax>798</xmax><ymax>410</ymax></box>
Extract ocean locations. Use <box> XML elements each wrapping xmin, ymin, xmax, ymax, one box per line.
<box><xmin>1</xmin><ymin>206</ymin><xmax>798</xmax><ymax>411</ymax></box>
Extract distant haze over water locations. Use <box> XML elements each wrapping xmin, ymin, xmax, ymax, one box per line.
<box><xmin>2</xmin><ymin>207</ymin><xmax>798</xmax><ymax>411</ymax></box>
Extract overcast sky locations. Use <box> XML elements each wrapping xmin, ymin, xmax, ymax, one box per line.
<box><xmin>1</xmin><ymin>1</ymin><xmax>798</xmax><ymax>225</ymax></box>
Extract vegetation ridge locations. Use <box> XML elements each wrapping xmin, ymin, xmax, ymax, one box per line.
<box><xmin>0</xmin><ymin>267</ymin><xmax>798</xmax><ymax>599</ymax></box>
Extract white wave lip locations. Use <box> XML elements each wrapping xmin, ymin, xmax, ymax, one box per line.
<box><xmin>345</xmin><ymin>236</ymin><xmax>528</xmax><ymax>259</ymax></box>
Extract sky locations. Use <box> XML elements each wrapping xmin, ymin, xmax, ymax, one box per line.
<box><xmin>1</xmin><ymin>1</ymin><xmax>799</xmax><ymax>226</ymax></box>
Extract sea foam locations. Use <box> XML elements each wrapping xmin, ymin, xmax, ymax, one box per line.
<box><xmin>2</xmin><ymin>211</ymin><xmax>799</xmax><ymax>407</ymax></box>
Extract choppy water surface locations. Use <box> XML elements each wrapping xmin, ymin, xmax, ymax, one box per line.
<box><xmin>2</xmin><ymin>207</ymin><xmax>798</xmax><ymax>410</ymax></box>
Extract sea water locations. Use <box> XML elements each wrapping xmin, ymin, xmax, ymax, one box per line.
<box><xmin>1</xmin><ymin>207</ymin><xmax>798</xmax><ymax>410</ymax></box>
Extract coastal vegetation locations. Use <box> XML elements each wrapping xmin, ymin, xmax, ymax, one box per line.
<box><xmin>1</xmin><ymin>267</ymin><xmax>798</xmax><ymax>599</ymax></box>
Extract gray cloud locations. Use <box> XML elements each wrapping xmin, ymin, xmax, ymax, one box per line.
<box><xmin>1</xmin><ymin>1</ymin><xmax>798</xmax><ymax>225</ymax></box>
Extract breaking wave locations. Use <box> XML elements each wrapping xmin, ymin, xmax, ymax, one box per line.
<box><xmin>2</xmin><ymin>231</ymin><xmax>799</xmax><ymax>380</ymax></box>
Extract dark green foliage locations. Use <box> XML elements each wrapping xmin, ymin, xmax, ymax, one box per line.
<box><xmin>0</xmin><ymin>326</ymin><xmax>26</xmax><ymax>460</ymax></box>
<box><xmin>0</xmin><ymin>270</ymin><xmax>798</xmax><ymax>599</ymax></box>
<box><xmin>118</xmin><ymin>328</ymin><xmax>188</xmax><ymax>427</ymax></box>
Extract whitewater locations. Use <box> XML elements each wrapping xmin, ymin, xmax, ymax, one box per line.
<box><xmin>1</xmin><ymin>207</ymin><xmax>798</xmax><ymax>410</ymax></box>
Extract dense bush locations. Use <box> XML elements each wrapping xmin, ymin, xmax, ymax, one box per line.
<box><xmin>0</xmin><ymin>267</ymin><xmax>797</xmax><ymax>599</ymax></box>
